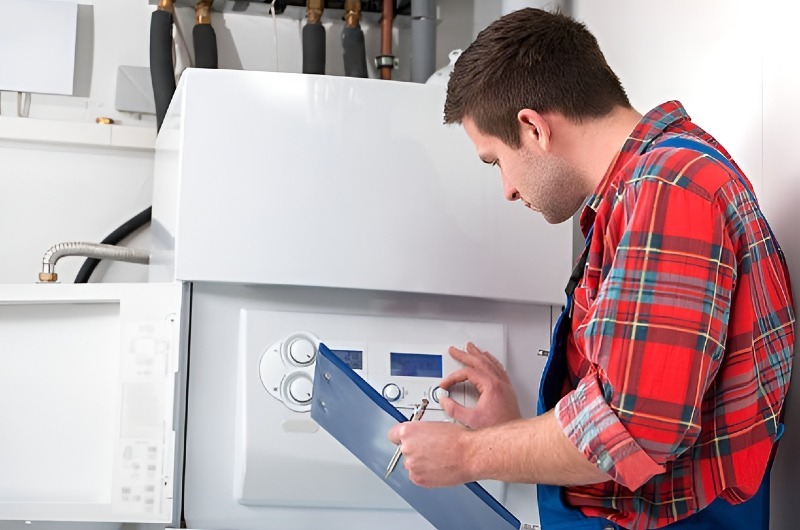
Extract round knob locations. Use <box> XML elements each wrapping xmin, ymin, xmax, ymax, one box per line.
<box><xmin>382</xmin><ymin>383</ymin><xmax>402</xmax><ymax>402</ymax></box>
<box><xmin>287</xmin><ymin>337</ymin><xmax>316</xmax><ymax>366</ymax></box>
<box><xmin>288</xmin><ymin>375</ymin><xmax>313</xmax><ymax>404</ymax></box>
<box><xmin>431</xmin><ymin>386</ymin><xmax>449</xmax><ymax>403</ymax></box>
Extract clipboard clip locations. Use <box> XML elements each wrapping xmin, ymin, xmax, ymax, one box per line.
<box><xmin>384</xmin><ymin>398</ymin><xmax>429</xmax><ymax>480</ymax></box>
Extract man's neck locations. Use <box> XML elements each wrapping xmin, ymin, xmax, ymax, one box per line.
<box><xmin>550</xmin><ymin>106</ymin><xmax>643</xmax><ymax>196</ymax></box>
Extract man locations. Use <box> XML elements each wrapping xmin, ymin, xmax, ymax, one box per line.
<box><xmin>387</xmin><ymin>8</ymin><xmax>795</xmax><ymax>530</ymax></box>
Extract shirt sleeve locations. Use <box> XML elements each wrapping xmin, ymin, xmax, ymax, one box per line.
<box><xmin>555</xmin><ymin>173</ymin><xmax>737</xmax><ymax>491</ymax></box>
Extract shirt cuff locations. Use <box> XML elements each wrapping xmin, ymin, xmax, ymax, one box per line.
<box><xmin>555</xmin><ymin>373</ymin><xmax>665</xmax><ymax>491</ymax></box>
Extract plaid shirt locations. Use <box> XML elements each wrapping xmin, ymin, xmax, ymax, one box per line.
<box><xmin>553</xmin><ymin>101</ymin><xmax>795</xmax><ymax>529</ymax></box>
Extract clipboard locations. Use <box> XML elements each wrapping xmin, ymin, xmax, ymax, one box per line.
<box><xmin>311</xmin><ymin>342</ymin><xmax>522</xmax><ymax>530</ymax></box>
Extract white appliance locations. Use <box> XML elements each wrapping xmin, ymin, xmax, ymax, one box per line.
<box><xmin>0</xmin><ymin>70</ymin><xmax>572</xmax><ymax>530</ymax></box>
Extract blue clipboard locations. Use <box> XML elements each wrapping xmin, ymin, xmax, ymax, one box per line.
<box><xmin>311</xmin><ymin>343</ymin><xmax>521</xmax><ymax>530</ymax></box>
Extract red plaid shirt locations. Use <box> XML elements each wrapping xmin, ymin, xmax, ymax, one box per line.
<box><xmin>554</xmin><ymin>101</ymin><xmax>795</xmax><ymax>529</ymax></box>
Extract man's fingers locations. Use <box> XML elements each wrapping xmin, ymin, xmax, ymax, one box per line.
<box><xmin>439</xmin><ymin>367</ymin><xmax>471</xmax><ymax>390</ymax></box>
<box><xmin>440</xmin><ymin>395</ymin><xmax>473</xmax><ymax>426</ymax></box>
<box><xmin>387</xmin><ymin>423</ymin><xmax>404</xmax><ymax>445</ymax></box>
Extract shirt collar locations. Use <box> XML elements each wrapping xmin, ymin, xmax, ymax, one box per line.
<box><xmin>579</xmin><ymin>101</ymin><xmax>692</xmax><ymax>233</ymax></box>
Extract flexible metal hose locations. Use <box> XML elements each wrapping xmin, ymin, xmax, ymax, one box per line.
<box><xmin>40</xmin><ymin>243</ymin><xmax>150</xmax><ymax>283</ymax></box>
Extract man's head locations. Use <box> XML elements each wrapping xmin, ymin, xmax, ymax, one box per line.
<box><xmin>444</xmin><ymin>8</ymin><xmax>632</xmax><ymax>223</ymax></box>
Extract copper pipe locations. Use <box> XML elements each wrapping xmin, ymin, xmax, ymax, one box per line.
<box><xmin>195</xmin><ymin>0</ymin><xmax>212</xmax><ymax>24</ymax></box>
<box><xmin>158</xmin><ymin>0</ymin><xmax>174</xmax><ymax>14</ymax></box>
<box><xmin>344</xmin><ymin>0</ymin><xmax>361</xmax><ymax>28</ymax></box>
<box><xmin>380</xmin><ymin>0</ymin><xmax>393</xmax><ymax>80</ymax></box>
<box><xmin>307</xmin><ymin>0</ymin><xmax>324</xmax><ymax>25</ymax></box>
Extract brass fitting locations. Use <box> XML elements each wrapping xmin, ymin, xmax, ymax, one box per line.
<box><xmin>195</xmin><ymin>0</ymin><xmax>212</xmax><ymax>24</ymax></box>
<box><xmin>95</xmin><ymin>117</ymin><xmax>114</xmax><ymax>125</ymax></box>
<box><xmin>158</xmin><ymin>0</ymin><xmax>175</xmax><ymax>14</ymax></box>
<box><xmin>38</xmin><ymin>272</ymin><xmax>58</xmax><ymax>283</ymax></box>
<box><xmin>306</xmin><ymin>0</ymin><xmax>324</xmax><ymax>25</ymax></box>
<box><xmin>344</xmin><ymin>0</ymin><xmax>361</xmax><ymax>28</ymax></box>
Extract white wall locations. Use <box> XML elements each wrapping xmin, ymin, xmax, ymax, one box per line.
<box><xmin>0</xmin><ymin>0</ymin><xmax>500</xmax><ymax>285</ymax></box>
<box><xmin>573</xmin><ymin>1</ymin><xmax>797</xmax><ymax>528</ymax></box>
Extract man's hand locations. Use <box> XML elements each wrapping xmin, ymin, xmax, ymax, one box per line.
<box><xmin>387</xmin><ymin>419</ymin><xmax>475</xmax><ymax>487</ymax></box>
<box><xmin>439</xmin><ymin>342</ymin><xmax>521</xmax><ymax>429</ymax></box>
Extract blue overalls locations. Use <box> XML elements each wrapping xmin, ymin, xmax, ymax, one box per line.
<box><xmin>535</xmin><ymin>137</ymin><xmax>781</xmax><ymax>530</ymax></box>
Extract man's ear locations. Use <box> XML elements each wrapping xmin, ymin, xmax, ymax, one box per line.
<box><xmin>517</xmin><ymin>108</ymin><xmax>550</xmax><ymax>151</ymax></box>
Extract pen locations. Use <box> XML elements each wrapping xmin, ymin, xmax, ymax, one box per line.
<box><xmin>384</xmin><ymin>398</ymin><xmax>429</xmax><ymax>480</ymax></box>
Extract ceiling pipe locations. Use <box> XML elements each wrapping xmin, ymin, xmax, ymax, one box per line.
<box><xmin>376</xmin><ymin>0</ymin><xmax>395</xmax><ymax>80</ymax></box>
<box><xmin>193</xmin><ymin>0</ymin><xmax>218</xmax><ymax>68</ymax></box>
<box><xmin>410</xmin><ymin>0</ymin><xmax>436</xmax><ymax>83</ymax></box>
<box><xmin>303</xmin><ymin>0</ymin><xmax>326</xmax><ymax>74</ymax></box>
<box><xmin>342</xmin><ymin>0</ymin><xmax>368</xmax><ymax>77</ymax></box>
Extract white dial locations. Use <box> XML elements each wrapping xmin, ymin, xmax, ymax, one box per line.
<box><xmin>431</xmin><ymin>386</ymin><xmax>449</xmax><ymax>403</ymax></box>
<box><xmin>382</xmin><ymin>383</ymin><xmax>402</xmax><ymax>402</ymax></box>
<box><xmin>287</xmin><ymin>337</ymin><xmax>316</xmax><ymax>366</ymax></box>
<box><xmin>287</xmin><ymin>374</ymin><xmax>314</xmax><ymax>404</ymax></box>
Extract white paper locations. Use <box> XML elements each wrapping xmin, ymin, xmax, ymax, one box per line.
<box><xmin>0</xmin><ymin>0</ymin><xmax>78</xmax><ymax>95</ymax></box>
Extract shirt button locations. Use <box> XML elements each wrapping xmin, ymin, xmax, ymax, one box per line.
<box><xmin>603</xmin><ymin>526</ymin><xmax>616</xmax><ymax>530</ymax></box>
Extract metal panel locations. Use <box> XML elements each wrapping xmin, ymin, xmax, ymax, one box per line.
<box><xmin>153</xmin><ymin>69</ymin><xmax>572</xmax><ymax>304</ymax></box>
<box><xmin>0</xmin><ymin>283</ymin><xmax>186</xmax><ymax>526</ymax></box>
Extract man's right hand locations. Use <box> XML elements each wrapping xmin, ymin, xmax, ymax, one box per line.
<box><xmin>439</xmin><ymin>342</ymin><xmax>521</xmax><ymax>430</ymax></box>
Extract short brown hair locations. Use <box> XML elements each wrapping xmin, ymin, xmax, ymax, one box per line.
<box><xmin>444</xmin><ymin>8</ymin><xmax>630</xmax><ymax>148</ymax></box>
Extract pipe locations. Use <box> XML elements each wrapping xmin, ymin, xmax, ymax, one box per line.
<box><xmin>302</xmin><ymin>0</ymin><xmax>325</xmax><ymax>74</ymax></box>
<box><xmin>342</xmin><ymin>0</ymin><xmax>367</xmax><ymax>78</ymax></box>
<box><xmin>94</xmin><ymin>4</ymin><xmax>173</xmax><ymax>285</ymax></box>
<box><xmin>74</xmin><ymin>207</ymin><xmax>152</xmax><ymax>283</ymax></box>
<box><xmin>150</xmin><ymin>0</ymin><xmax>176</xmax><ymax>131</ymax></box>
<box><xmin>40</xmin><ymin>242</ymin><xmax>150</xmax><ymax>283</ymax></box>
<box><xmin>410</xmin><ymin>0</ymin><xmax>436</xmax><ymax>83</ymax></box>
<box><xmin>193</xmin><ymin>0</ymin><xmax>218</xmax><ymax>69</ymax></box>
<box><xmin>378</xmin><ymin>0</ymin><xmax>394</xmax><ymax>80</ymax></box>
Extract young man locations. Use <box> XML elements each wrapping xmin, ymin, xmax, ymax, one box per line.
<box><xmin>387</xmin><ymin>8</ymin><xmax>795</xmax><ymax>530</ymax></box>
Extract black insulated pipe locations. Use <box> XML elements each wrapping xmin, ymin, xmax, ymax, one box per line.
<box><xmin>342</xmin><ymin>0</ymin><xmax>367</xmax><ymax>77</ymax></box>
<box><xmin>194</xmin><ymin>1</ymin><xmax>218</xmax><ymax>69</ymax></box>
<box><xmin>342</xmin><ymin>26</ymin><xmax>367</xmax><ymax>77</ymax></box>
<box><xmin>149</xmin><ymin>7</ymin><xmax>176</xmax><ymax>131</ymax></box>
<box><xmin>193</xmin><ymin>24</ymin><xmax>218</xmax><ymax>68</ymax></box>
<box><xmin>77</xmin><ymin>4</ymin><xmax>175</xmax><ymax>283</ymax></box>
<box><xmin>303</xmin><ymin>23</ymin><xmax>326</xmax><ymax>74</ymax></box>
<box><xmin>303</xmin><ymin>0</ymin><xmax>325</xmax><ymax>74</ymax></box>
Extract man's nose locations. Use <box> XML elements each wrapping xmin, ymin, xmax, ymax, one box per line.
<box><xmin>502</xmin><ymin>178</ymin><xmax>520</xmax><ymax>202</ymax></box>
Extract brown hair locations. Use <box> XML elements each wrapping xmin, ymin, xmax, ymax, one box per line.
<box><xmin>444</xmin><ymin>8</ymin><xmax>631</xmax><ymax>148</ymax></box>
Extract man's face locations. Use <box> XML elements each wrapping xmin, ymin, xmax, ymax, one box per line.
<box><xmin>462</xmin><ymin>116</ymin><xmax>586</xmax><ymax>224</ymax></box>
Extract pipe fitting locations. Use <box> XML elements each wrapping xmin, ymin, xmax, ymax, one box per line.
<box><xmin>195</xmin><ymin>0</ymin><xmax>212</xmax><ymax>24</ymax></box>
<box><xmin>344</xmin><ymin>0</ymin><xmax>361</xmax><ymax>28</ymax></box>
<box><xmin>306</xmin><ymin>0</ymin><xmax>324</xmax><ymax>25</ymax></box>
<box><xmin>158</xmin><ymin>0</ymin><xmax>175</xmax><ymax>14</ymax></box>
<box><xmin>39</xmin><ymin>242</ymin><xmax>150</xmax><ymax>283</ymax></box>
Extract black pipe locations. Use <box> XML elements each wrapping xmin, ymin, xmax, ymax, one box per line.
<box><xmin>149</xmin><ymin>9</ymin><xmax>176</xmax><ymax>131</ymax></box>
<box><xmin>74</xmin><ymin>207</ymin><xmax>153</xmax><ymax>283</ymax></box>
<box><xmin>193</xmin><ymin>24</ymin><xmax>218</xmax><ymax>69</ymax></box>
<box><xmin>75</xmin><ymin>8</ymin><xmax>174</xmax><ymax>283</ymax></box>
<box><xmin>302</xmin><ymin>23</ymin><xmax>326</xmax><ymax>74</ymax></box>
<box><xmin>342</xmin><ymin>26</ymin><xmax>367</xmax><ymax>78</ymax></box>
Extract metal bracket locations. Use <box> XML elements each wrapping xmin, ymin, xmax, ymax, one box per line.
<box><xmin>374</xmin><ymin>55</ymin><xmax>399</xmax><ymax>70</ymax></box>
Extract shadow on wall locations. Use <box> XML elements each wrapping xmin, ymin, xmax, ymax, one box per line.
<box><xmin>767</xmin><ymin>179</ymin><xmax>800</xmax><ymax>530</ymax></box>
<box><xmin>73</xmin><ymin>5</ymin><xmax>94</xmax><ymax>97</ymax></box>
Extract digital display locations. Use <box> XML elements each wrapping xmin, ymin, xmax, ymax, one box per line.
<box><xmin>390</xmin><ymin>352</ymin><xmax>443</xmax><ymax>378</ymax></box>
<box><xmin>331</xmin><ymin>349</ymin><xmax>363</xmax><ymax>370</ymax></box>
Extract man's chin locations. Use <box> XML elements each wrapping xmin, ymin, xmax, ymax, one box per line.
<box><xmin>541</xmin><ymin>210</ymin><xmax>573</xmax><ymax>225</ymax></box>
